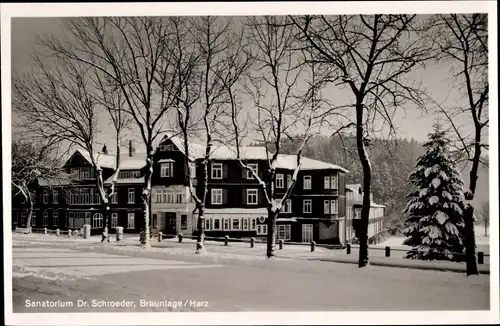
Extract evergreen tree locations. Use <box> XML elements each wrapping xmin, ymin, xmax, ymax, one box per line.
<box><xmin>402</xmin><ymin>125</ymin><xmax>466</xmax><ymax>261</ymax></box>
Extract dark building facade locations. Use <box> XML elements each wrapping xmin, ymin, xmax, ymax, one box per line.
<box><xmin>12</xmin><ymin>135</ymin><xmax>385</xmax><ymax>244</ymax></box>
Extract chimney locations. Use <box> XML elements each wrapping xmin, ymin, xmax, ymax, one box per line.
<box><xmin>101</xmin><ymin>144</ymin><xmax>108</xmax><ymax>155</ymax></box>
<box><xmin>129</xmin><ymin>140</ymin><xmax>135</xmax><ymax>157</ymax></box>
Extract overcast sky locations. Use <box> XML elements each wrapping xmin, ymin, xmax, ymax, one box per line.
<box><xmin>10</xmin><ymin>16</ymin><xmax>478</xmax><ymax>151</ymax></box>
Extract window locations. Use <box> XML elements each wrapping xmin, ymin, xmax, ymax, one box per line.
<box><xmin>119</xmin><ymin>170</ymin><xmax>141</xmax><ymax>178</ymax></box>
<box><xmin>257</xmin><ymin>224</ymin><xmax>268</xmax><ymax>235</ymax></box>
<box><xmin>324</xmin><ymin>175</ymin><xmax>338</xmax><ymax>189</ymax></box>
<box><xmin>223</xmin><ymin>218</ymin><xmax>230</xmax><ymax>231</ymax></box>
<box><xmin>247</xmin><ymin>189</ymin><xmax>258</xmax><ymax>205</ymax></box>
<box><xmin>324</xmin><ymin>200</ymin><xmax>338</xmax><ymax>214</ymax></box>
<box><xmin>111</xmin><ymin>213</ymin><xmax>118</xmax><ymax>228</ymax></box>
<box><xmin>42</xmin><ymin>212</ymin><xmax>48</xmax><ymax>226</ymax></box>
<box><xmin>128</xmin><ymin>188</ymin><xmax>135</xmax><ymax>204</ymax></box>
<box><xmin>246</xmin><ymin>163</ymin><xmax>258</xmax><ymax>179</ymax></box>
<box><xmin>159</xmin><ymin>144</ymin><xmax>167</xmax><ymax>151</ymax></box>
<box><xmin>276</xmin><ymin>174</ymin><xmax>284</xmax><ymax>188</ymax></box>
<box><xmin>81</xmin><ymin>167</ymin><xmax>90</xmax><ymax>179</ymax></box>
<box><xmin>205</xmin><ymin>218</ymin><xmax>211</xmax><ymax>231</ymax></box>
<box><xmin>93</xmin><ymin>213</ymin><xmax>103</xmax><ymax>228</ymax></box>
<box><xmin>213</xmin><ymin>218</ymin><xmax>221</xmax><ymax>230</ymax></box>
<box><xmin>52</xmin><ymin>212</ymin><xmax>58</xmax><ymax>226</ymax></box>
<box><xmin>43</xmin><ymin>190</ymin><xmax>49</xmax><ymax>204</ymax></box>
<box><xmin>232</xmin><ymin>218</ymin><xmax>241</xmax><ymax>230</ymax></box>
<box><xmin>211</xmin><ymin>163</ymin><xmax>223</xmax><ymax>179</ymax></box>
<box><xmin>84</xmin><ymin>212</ymin><xmax>91</xmax><ymax>225</ymax></box>
<box><xmin>276</xmin><ymin>199</ymin><xmax>291</xmax><ymax>213</ymax></box>
<box><xmin>160</xmin><ymin>163</ymin><xmax>174</xmax><ymax>177</ymax></box>
<box><xmin>31</xmin><ymin>212</ymin><xmax>36</xmax><ymax>226</ymax></box>
<box><xmin>181</xmin><ymin>215</ymin><xmax>187</xmax><ymax>230</ymax></box>
<box><xmin>166</xmin><ymin>144</ymin><xmax>174</xmax><ymax>151</ymax></box>
<box><xmin>127</xmin><ymin>213</ymin><xmax>135</xmax><ymax>229</ymax></box>
<box><xmin>303</xmin><ymin>175</ymin><xmax>312</xmax><ymax>190</ymax></box>
<box><xmin>303</xmin><ymin>199</ymin><xmax>312</xmax><ymax>213</ymax></box>
<box><xmin>112</xmin><ymin>190</ymin><xmax>118</xmax><ymax>204</ymax></box>
<box><xmin>155</xmin><ymin>188</ymin><xmax>162</xmax><ymax>203</ymax></box>
<box><xmin>176</xmin><ymin>190</ymin><xmax>183</xmax><ymax>203</ymax></box>
<box><xmin>278</xmin><ymin>225</ymin><xmax>291</xmax><ymax>241</ymax></box>
<box><xmin>251</xmin><ymin>218</ymin><xmax>257</xmax><ymax>230</ymax></box>
<box><xmin>52</xmin><ymin>190</ymin><xmax>58</xmax><ymax>204</ymax></box>
<box><xmin>242</xmin><ymin>218</ymin><xmax>249</xmax><ymax>231</ymax></box>
<box><xmin>164</xmin><ymin>189</ymin><xmax>174</xmax><ymax>203</ymax></box>
<box><xmin>211</xmin><ymin>189</ymin><xmax>223</xmax><ymax>205</ymax></box>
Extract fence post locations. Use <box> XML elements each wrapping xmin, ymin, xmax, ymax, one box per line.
<box><xmin>56</xmin><ymin>229</ymin><xmax>60</xmax><ymax>236</ymax></box>
<box><xmin>346</xmin><ymin>244</ymin><xmax>351</xmax><ymax>255</ymax></box>
<box><xmin>178</xmin><ymin>233</ymin><xmax>183</xmax><ymax>243</ymax></box>
<box><xmin>311</xmin><ymin>241</ymin><xmax>316</xmax><ymax>252</ymax></box>
<box><xmin>224</xmin><ymin>235</ymin><xmax>229</xmax><ymax>246</ymax></box>
<box><xmin>279</xmin><ymin>239</ymin><xmax>284</xmax><ymax>250</ymax></box>
<box><xmin>478</xmin><ymin>251</ymin><xmax>484</xmax><ymax>264</ymax></box>
<box><xmin>250</xmin><ymin>237</ymin><xmax>255</xmax><ymax>248</ymax></box>
<box><xmin>29</xmin><ymin>227</ymin><xmax>32</xmax><ymax>233</ymax></box>
<box><xmin>68</xmin><ymin>229</ymin><xmax>72</xmax><ymax>237</ymax></box>
<box><xmin>44</xmin><ymin>228</ymin><xmax>47</xmax><ymax>235</ymax></box>
<box><xmin>158</xmin><ymin>232</ymin><xmax>162</xmax><ymax>242</ymax></box>
<box><xmin>385</xmin><ymin>246</ymin><xmax>391</xmax><ymax>257</ymax></box>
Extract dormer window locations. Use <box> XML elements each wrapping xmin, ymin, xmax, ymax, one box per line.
<box><xmin>119</xmin><ymin>170</ymin><xmax>140</xmax><ymax>179</ymax></box>
<box><xmin>166</xmin><ymin>144</ymin><xmax>174</xmax><ymax>151</ymax></box>
<box><xmin>160</xmin><ymin>144</ymin><xmax>167</xmax><ymax>151</ymax></box>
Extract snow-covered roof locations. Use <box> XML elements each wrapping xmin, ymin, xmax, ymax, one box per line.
<box><xmin>38</xmin><ymin>177</ymin><xmax>73</xmax><ymax>187</ymax></box>
<box><xmin>353</xmin><ymin>202</ymin><xmax>386</xmax><ymax>208</ymax></box>
<box><xmin>160</xmin><ymin>134</ymin><xmax>348</xmax><ymax>172</ymax></box>
<box><xmin>346</xmin><ymin>183</ymin><xmax>362</xmax><ymax>192</ymax></box>
<box><xmin>76</xmin><ymin>149</ymin><xmax>116</xmax><ymax>169</ymax></box>
<box><xmin>118</xmin><ymin>154</ymin><xmax>147</xmax><ymax>169</ymax></box>
<box><xmin>158</xmin><ymin>158</ymin><xmax>176</xmax><ymax>163</ymax></box>
<box><xmin>103</xmin><ymin>174</ymin><xmax>145</xmax><ymax>184</ymax></box>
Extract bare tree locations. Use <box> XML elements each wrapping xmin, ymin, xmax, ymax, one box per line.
<box><xmin>479</xmin><ymin>201</ymin><xmax>489</xmax><ymax>237</ymax></box>
<box><xmin>292</xmin><ymin>14</ymin><xmax>434</xmax><ymax>267</ymax></box>
<box><xmin>224</xmin><ymin>16</ymin><xmax>325</xmax><ymax>258</ymax></box>
<box><xmin>40</xmin><ymin>17</ymin><xmax>180</xmax><ymax>248</ymax></box>
<box><xmin>12</xmin><ymin>54</ymin><xmax>123</xmax><ymax>235</ymax></box>
<box><xmin>432</xmin><ymin>14</ymin><xmax>488</xmax><ymax>276</ymax></box>
<box><xmin>11</xmin><ymin>137</ymin><xmax>69</xmax><ymax>232</ymax></box>
<box><xmin>172</xmin><ymin>16</ymin><xmax>251</xmax><ymax>253</ymax></box>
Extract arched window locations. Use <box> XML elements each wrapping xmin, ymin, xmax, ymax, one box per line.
<box><xmin>93</xmin><ymin>213</ymin><xmax>103</xmax><ymax>228</ymax></box>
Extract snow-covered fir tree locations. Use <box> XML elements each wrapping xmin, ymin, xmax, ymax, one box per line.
<box><xmin>402</xmin><ymin>124</ymin><xmax>466</xmax><ymax>261</ymax></box>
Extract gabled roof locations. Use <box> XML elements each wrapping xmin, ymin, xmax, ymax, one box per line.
<box><xmin>161</xmin><ymin>134</ymin><xmax>348</xmax><ymax>172</ymax></box>
<box><xmin>68</xmin><ymin>149</ymin><xmax>116</xmax><ymax>170</ymax></box>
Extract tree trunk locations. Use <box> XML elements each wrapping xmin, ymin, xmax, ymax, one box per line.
<box><xmin>196</xmin><ymin>205</ymin><xmax>206</xmax><ymax>254</ymax></box>
<box><xmin>141</xmin><ymin>154</ymin><xmax>153</xmax><ymax>249</ymax></box>
<box><xmin>355</xmin><ymin>102</ymin><xmax>372</xmax><ymax>268</ymax></box>
<box><xmin>26</xmin><ymin>195</ymin><xmax>34</xmax><ymax>233</ymax></box>
<box><xmin>464</xmin><ymin>204</ymin><xmax>479</xmax><ymax>275</ymax></box>
<box><xmin>266</xmin><ymin>209</ymin><xmax>277</xmax><ymax>258</ymax></box>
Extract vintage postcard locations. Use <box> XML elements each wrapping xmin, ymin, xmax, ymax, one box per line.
<box><xmin>2</xmin><ymin>1</ymin><xmax>498</xmax><ymax>325</ymax></box>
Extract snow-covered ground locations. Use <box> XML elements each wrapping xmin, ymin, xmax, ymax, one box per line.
<box><xmin>379</xmin><ymin>225</ymin><xmax>489</xmax><ymax>246</ymax></box>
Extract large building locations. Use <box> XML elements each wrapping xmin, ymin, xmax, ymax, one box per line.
<box><xmin>12</xmin><ymin>135</ymin><xmax>385</xmax><ymax>245</ymax></box>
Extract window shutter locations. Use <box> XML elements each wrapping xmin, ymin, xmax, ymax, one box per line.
<box><xmin>242</xmin><ymin>189</ymin><xmax>247</xmax><ymax>205</ymax></box>
<box><xmin>223</xmin><ymin>163</ymin><xmax>228</xmax><ymax>179</ymax></box>
<box><xmin>223</xmin><ymin>189</ymin><xmax>228</xmax><ymax>204</ymax></box>
<box><xmin>171</xmin><ymin>162</ymin><xmax>175</xmax><ymax>177</ymax></box>
<box><xmin>242</xmin><ymin>165</ymin><xmax>247</xmax><ymax>179</ymax></box>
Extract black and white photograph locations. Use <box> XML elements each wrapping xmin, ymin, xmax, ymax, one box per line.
<box><xmin>2</xmin><ymin>2</ymin><xmax>498</xmax><ymax>325</ymax></box>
